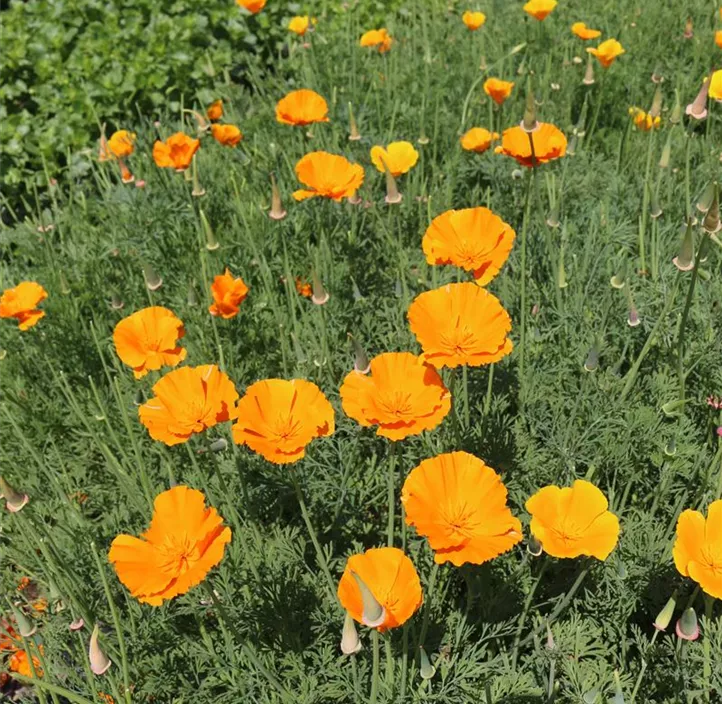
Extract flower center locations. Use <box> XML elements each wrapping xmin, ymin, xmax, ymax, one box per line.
<box><xmin>158</xmin><ymin>535</ymin><xmax>200</xmax><ymax>576</ymax></box>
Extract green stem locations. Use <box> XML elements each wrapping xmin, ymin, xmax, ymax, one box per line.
<box><xmin>483</xmin><ymin>363</ymin><xmax>495</xmax><ymax>418</ymax></box>
<box><xmin>703</xmin><ymin>593</ymin><xmax>714</xmax><ymax>702</ymax></box>
<box><xmin>630</xmin><ymin>629</ymin><xmax>659</xmax><ymax>702</ymax></box>
<box><xmin>418</xmin><ymin>562</ymin><xmax>440</xmax><ymax>647</ymax></box>
<box><xmin>518</xmin><ymin>166</ymin><xmax>534</xmax><ymax>401</ymax></box>
<box><xmin>511</xmin><ymin>559</ymin><xmax>548</xmax><ymax>667</ymax></box>
<box><xmin>461</xmin><ymin>365</ymin><xmax>470</xmax><ymax>428</ymax></box>
<box><xmin>9</xmin><ymin>675</ymin><xmax>95</xmax><ymax>704</ymax></box>
<box><xmin>386</xmin><ymin>442</ymin><xmax>399</xmax><ymax>547</ymax></box>
<box><xmin>370</xmin><ymin>630</ymin><xmax>381</xmax><ymax>704</ymax></box>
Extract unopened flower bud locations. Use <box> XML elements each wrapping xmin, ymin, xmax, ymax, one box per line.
<box><xmin>200</xmin><ymin>210</ymin><xmax>219</xmax><ymax>251</ymax></box>
<box><xmin>582</xmin><ymin>56</ymin><xmax>595</xmax><ymax>86</ymax></box>
<box><xmin>702</xmin><ymin>185</ymin><xmax>720</xmax><ymax>234</ymax></box>
<box><xmin>187</xmin><ymin>282</ymin><xmax>198</xmax><ymax>307</ymax></box>
<box><xmin>311</xmin><ymin>272</ymin><xmax>329</xmax><ymax>305</ymax></box>
<box><xmin>649</xmin><ymin>193</ymin><xmax>662</xmax><ymax>219</ymax></box>
<box><xmin>0</xmin><ymin>477</ymin><xmax>29</xmax><ymax>513</ymax></box>
<box><xmin>209</xmin><ymin>438</ymin><xmax>227</xmax><ymax>453</ymax></box>
<box><xmin>673</xmin><ymin>219</ymin><xmax>695</xmax><ymax>271</ymax></box>
<box><xmin>69</xmin><ymin>617</ymin><xmax>85</xmax><ymax>632</ymax></box>
<box><xmin>89</xmin><ymin>623</ymin><xmax>112</xmax><ymax>675</ymax></box>
<box><xmin>546</xmin><ymin>202</ymin><xmax>560</xmax><ymax>228</ymax></box>
<box><xmin>348</xmin><ymin>334</ymin><xmax>370</xmax><ymax>374</ymax></box>
<box><xmin>351</xmin><ymin>572</ymin><xmax>386</xmax><ymax>628</ymax></box>
<box><xmin>143</xmin><ymin>263</ymin><xmax>162</xmax><ymax>291</ymax></box>
<box><xmin>649</xmin><ymin>86</ymin><xmax>663</xmax><ymax>119</ymax></box>
<box><xmin>269</xmin><ymin>173</ymin><xmax>287</xmax><ymax>220</ymax></box>
<box><xmin>659</xmin><ymin>134</ymin><xmax>672</xmax><ymax>169</ymax></box>
<box><xmin>341</xmin><ymin>612</ymin><xmax>362</xmax><ymax>654</ymax></box>
<box><xmin>348</xmin><ymin>103</ymin><xmax>361</xmax><ymax>141</ymax></box>
<box><xmin>8</xmin><ymin>601</ymin><xmax>36</xmax><ymax>638</ymax></box>
<box><xmin>191</xmin><ymin>155</ymin><xmax>205</xmax><ymax>198</ymax></box>
<box><xmin>381</xmin><ymin>156</ymin><xmax>402</xmax><ymax>205</ymax></box>
<box><xmin>685</xmin><ymin>78</ymin><xmax>710</xmax><ymax>121</ymax></box>
<box><xmin>675</xmin><ymin>607</ymin><xmax>699</xmax><ymax>641</ymax></box>
<box><xmin>527</xmin><ymin>535</ymin><xmax>543</xmax><ymax>557</ymax></box>
<box><xmin>584</xmin><ymin>342</ymin><xmax>599</xmax><ymax>372</ymax></box>
<box><xmin>545</xmin><ymin>623</ymin><xmax>556</xmax><ymax>650</ymax></box>
<box><xmin>683</xmin><ymin>16</ymin><xmax>693</xmax><ymax>39</ymax></box>
<box><xmin>522</xmin><ymin>89</ymin><xmax>539</xmax><ymax>133</ymax></box>
<box><xmin>419</xmin><ymin>646</ymin><xmax>436</xmax><ymax>680</ymax></box>
<box><xmin>654</xmin><ymin>596</ymin><xmax>676</xmax><ymax>631</ymax></box>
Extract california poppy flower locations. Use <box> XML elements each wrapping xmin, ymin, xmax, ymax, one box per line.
<box><xmin>236</xmin><ymin>0</ymin><xmax>266</xmax><ymax>13</ymax></box>
<box><xmin>295</xmin><ymin>277</ymin><xmax>313</xmax><ymax>297</ymax></box>
<box><xmin>523</xmin><ymin>0</ymin><xmax>557</xmax><ymax>21</ymax></box>
<box><xmin>587</xmin><ymin>39</ymin><xmax>625</xmax><ymax>68</ymax></box>
<box><xmin>209</xmin><ymin>269</ymin><xmax>249</xmax><ymax>319</ymax></box>
<box><xmin>525</xmin><ymin>480</ymin><xmax>620</xmax><ymax>560</ymax></box>
<box><xmin>113</xmin><ymin>306</ymin><xmax>187</xmax><ymax>379</ymax></box>
<box><xmin>337</xmin><ymin>547</ymin><xmax>422</xmax><ymax>630</ymax></box>
<box><xmin>138</xmin><ymin>365</ymin><xmax>238</xmax><ymax>446</ymax></box>
<box><xmin>107</xmin><ymin>130</ymin><xmax>136</xmax><ymax>159</ymax></box>
<box><xmin>232</xmin><ymin>378</ymin><xmax>334</xmax><ymax>464</ymax></box>
<box><xmin>275</xmin><ymin>89</ymin><xmax>329</xmax><ymax>126</ymax></box>
<box><xmin>483</xmin><ymin>78</ymin><xmax>515</xmax><ymax>105</ymax></box>
<box><xmin>339</xmin><ymin>352</ymin><xmax>451</xmax><ymax>441</ymax></box>
<box><xmin>293</xmin><ymin>151</ymin><xmax>365</xmax><ymax>202</ymax></box>
<box><xmin>402</xmin><ymin>451</ymin><xmax>522</xmax><ymax>566</ymax></box>
<box><xmin>108</xmin><ymin>486</ymin><xmax>232</xmax><ymax>606</ymax></box>
<box><xmin>496</xmin><ymin>123</ymin><xmax>567</xmax><ymax>167</ymax></box>
<box><xmin>207</xmin><ymin>100</ymin><xmax>223</xmax><ymax>121</ymax></box>
<box><xmin>0</xmin><ymin>282</ymin><xmax>47</xmax><ymax>331</ymax></box>
<box><xmin>571</xmin><ymin>22</ymin><xmax>601</xmax><ymax>40</ymax></box>
<box><xmin>360</xmin><ymin>28</ymin><xmax>393</xmax><ymax>53</ymax></box>
<box><xmin>8</xmin><ymin>648</ymin><xmax>43</xmax><ymax>677</ymax></box>
<box><xmin>0</xmin><ymin>620</ymin><xmax>18</xmax><ymax>651</ymax></box>
<box><xmin>673</xmin><ymin>500</ymin><xmax>722</xmax><ymax>600</ymax></box>
<box><xmin>710</xmin><ymin>69</ymin><xmax>722</xmax><ymax>100</ymax></box>
<box><xmin>289</xmin><ymin>16</ymin><xmax>315</xmax><ymax>36</ymax></box>
<box><xmin>408</xmin><ymin>283</ymin><xmax>513</xmax><ymax>369</ymax></box>
<box><xmin>462</xmin><ymin>11</ymin><xmax>486</xmax><ymax>31</ymax></box>
<box><xmin>422</xmin><ymin>207</ymin><xmax>515</xmax><ymax>285</ymax></box>
<box><xmin>153</xmin><ymin>132</ymin><xmax>200</xmax><ymax>171</ymax></box>
<box><xmin>211</xmin><ymin>124</ymin><xmax>243</xmax><ymax>147</ymax></box>
<box><xmin>370</xmin><ymin>141</ymin><xmax>419</xmax><ymax>177</ymax></box>
<box><xmin>460</xmin><ymin>127</ymin><xmax>499</xmax><ymax>153</ymax></box>
<box><xmin>629</xmin><ymin>107</ymin><xmax>661</xmax><ymax>131</ymax></box>
<box><xmin>716</xmin><ymin>30</ymin><xmax>722</xmax><ymax>50</ymax></box>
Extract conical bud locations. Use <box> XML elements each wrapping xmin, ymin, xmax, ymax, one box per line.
<box><xmin>191</xmin><ymin>155</ymin><xmax>205</xmax><ymax>198</ymax></box>
<box><xmin>527</xmin><ymin>535</ymin><xmax>543</xmax><ymax>557</ymax></box>
<box><xmin>381</xmin><ymin>157</ymin><xmax>402</xmax><ymax>205</ymax></box>
<box><xmin>348</xmin><ymin>103</ymin><xmax>361</xmax><ymax>141</ymax></box>
<box><xmin>649</xmin><ymin>86</ymin><xmax>663</xmax><ymax>119</ymax></box>
<box><xmin>584</xmin><ymin>341</ymin><xmax>599</xmax><ymax>372</ymax></box>
<box><xmin>546</xmin><ymin>201</ymin><xmax>560</xmax><ymax>228</ymax></box>
<box><xmin>89</xmin><ymin>623</ymin><xmax>112</xmax><ymax>675</ymax></box>
<box><xmin>566</xmin><ymin>135</ymin><xmax>577</xmax><ymax>157</ymax></box>
<box><xmin>0</xmin><ymin>477</ymin><xmax>29</xmax><ymax>513</ymax></box>
<box><xmin>110</xmin><ymin>293</ymin><xmax>124</xmax><ymax>310</ymax></box>
<box><xmin>675</xmin><ymin>607</ymin><xmax>699</xmax><ymax>641</ymax></box>
<box><xmin>685</xmin><ymin>77</ymin><xmax>710</xmax><ymax>121</ymax></box>
<box><xmin>625</xmin><ymin>286</ymin><xmax>640</xmax><ymax>327</ymax></box>
<box><xmin>702</xmin><ymin>184</ymin><xmax>720</xmax><ymax>234</ymax></box>
<box><xmin>143</xmin><ymin>263</ymin><xmax>162</xmax><ymax>291</ymax></box>
<box><xmin>187</xmin><ymin>282</ymin><xmax>198</xmax><ymax>307</ymax></box>
<box><xmin>658</xmin><ymin>133</ymin><xmax>672</xmax><ymax>169</ymax></box>
<box><xmin>209</xmin><ymin>438</ymin><xmax>228</xmax><ymax>453</ymax></box>
<box><xmin>654</xmin><ymin>596</ymin><xmax>676</xmax><ymax>632</ymax></box>
<box><xmin>419</xmin><ymin>646</ymin><xmax>436</xmax><ymax>680</ymax></box>
<box><xmin>200</xmin><ymin>210</ymin><xmax>219</xmax><ymax>251</ymax></box>
<box><xmin>545</xmin><ymin>623</ymin><xmax>556</xmax><ymax>650</ymax></box>
<box><xmin>311</xmin><ymin>272</ymin><xmax>329</xmax><ymax>306</ymax></box>
<box><xmin>118</xmin><ymin>159</ymin><xmax>134</xmax><ymax>185</ymax></box>
<box><xmin>664</xmin><ymin>438</ymin><xmax>677</xmax><ymax>456</ymax></box>
<box><xmin>649</xmin><ymin>192</ymin><xmax>662</xmax><ymax>219</ymax></box>
<box><xmin>582</xmin><ymin>56</ymin><xmax>595</xmax><ymax>86</ymax></box>
<box><xmin>673</xmin><ymin>219</ymin><xmax>695</xmax><ymax>271</ymax></box>
<box><xmin>340</xmin><ymin>612</ymin><xmax>362</xmax><ymax>654</ymax></box>
<box><xmin>348</xmin><ymin>334</ymin><xmax>370</xmax><ymax>374</ymax></box>
<box><xmin>269</xmin><ymin>173</ymin><xmax>287</xmax><ymax>220</ymax></box>
<box><xmin>669</xmin><ymin>90</ymin><xmax>682</xmax><ymax>125</ymax></box>
<box><xmin>522</xmin><ymin>88</ymin><xmax>539</xmax><ymax>133</ymax></box>
<box><xmin>290</xmin><ymin>331</ymin><xmax>307</xmax><ymax>364</ymax></box>
<box><xmin>7</xmin><ymin>600</ymin><xmax>36</xmax><ymax>638</ymax></box>
<box><xmin>351</xmin><ymin>571</ymin><xmax>386</xmax><ymax>628</ymax></box>
<box><xmin>697</xmin><ymin>182</ymin><xmax>716</xmax><ymax>213</ymax></box>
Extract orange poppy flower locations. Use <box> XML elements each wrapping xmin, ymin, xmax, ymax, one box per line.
<box><xmin>496</xmin><ymin>123</ymin><xmax>567</xmax><ymax>168</ymax></box>
<box><xmin>462</xmin><ymin>11</ymin><xmax>486</xmax><ymax>31</ymax></box>
<box><xmin>523</xmin><ymin>0</ymin><xmax>557</xmax><ymax>21</ymax></box>
<box><xmin>337</xmin><ymin>547</ymin><xmax>422</xmax><ymax>630</ymax></box>
<box><xmin>209</xmin><ymin>269</ymin><xmax>249</xmax><ymax>319</ymax></box>
<box><xmin>716</xmin><ymin>30</ymin><xmax>722</xmax><ymax>50</ymax></box>
<box><xmin>571</xmin><ymin>22</ymin><xmax>601</xmax><ymax>40</ymax></box>
<box><xmin>113</xmin><ymin>306</ymin><xmax>187</xmax><ymax>379</ymax></box>
<box><xmin>289</xmin><ymin>16</ymin><xmax>315</xmax><ymax>36</ymax></box>
<box><xmin>408</xmin><ymin>283</ymin><xmax>513</xmax><ymax>369</ymax></box>
<box><xmin>107</xmin><ymin>130</ymin><xmax>136</xmax><ymax>158</ymax></box>
<box><xmin>236</xmin><ymin>0</ymin><xmax>266</xmax><ymax>13</ymax></box>
<box><xmin>295</xmin><ymin>277</ymin><xmax>313</xmax><ymax>297</ymax></box>
<box><xmin>360</xmin><ymin>28</ymin><xmax>393</xmax><ymax>53</ymax></box>
<box><xmin>0</xmin><ymin>282</ymin><xmax>47</xmax><ymax>331</ymax></box>
<box><xmin>586</xmin><ymin>39</ymin><xmax>625</xmax><ymax>68</ymax></box>
<box><xmin>292</xmin><ymin>151</ymin><xmax>365</xmax><ymax>202</ymax></box>
<box><xmin>8</xmin><ymin>647</ymin><xmax>43</xmax><ymax>677</ymax></box>
<box><xmin>402</xmin><ymin>451</ymin><xmax>522</xmax><ymax>566</ymax></box>
<box><xmin>629</xmin><ymin>107</ymin><xmax>661</xmax><ymax>131</ymax></box>
<box><xmin>460</xmin><ymin>127</ymin><xmax>499</xmax><ymax>153</ymax></box>
<box><xmin>211</xmin><ymin>124</ymin><xmax>243</xmax><ymax>147</ymax></box>
<box><xmin>153</xmin><ymin>132</ymin><xmax>200</xmax><ymax>171</ymax></box>
<box><xmin>483</xmin><ymin>78</ymin><xmax>515</xmax><ymax>105</ymax></box>
<box><xmin>275</xmin><ymin>89</ymin><xmax>329</xmax><ymax>126</ymax></box>
<box><xmin>138</xmin><ymin>365</ymin><xmax>238</xmax><ymax>446</ymax></box>
<box><xmin>232</xmin><ymin>379</ymin><xmax>334</xmax><ymax>464</ymax></box>
<box><xmin>207</xmin><ymin>100</ymin><xmax>223</xmax><ymax>121</ymax></box>
<box><xmin>370</xmin><ymin>141</ymin><xmax>419</xmax><ymax>177</ymax></box>
<box><xmin>422</xmin><ymin>207</ymin><xmax>515</xmax><ymax>285</ymax></box>
<box><xmin>108</xmin><ymin>486</ymin><xmax>232</xmax><ymax>606</ymax></box>
<box><xmin>710</xmin><ymin>69</ymin><xmax>722</xmax><ymax>100</ymax></box>
<box><xmin>339</xmin><ymin>352</ymin><xmax>451</xmax><ymax>441</ymax></box>
<box><xmin>673</xmin><ymin>500</ymin><xmax>722</xmax><ymax>600</ymax></box>
<box><xmin>525</xmin><ymin>480</ymin><xmax>620</xmax><ymax>560</ymax></box>
<box><xmin>0</xmin><ymin>620</ymin><xmax>18</xmax><ymax>651</ymax></box>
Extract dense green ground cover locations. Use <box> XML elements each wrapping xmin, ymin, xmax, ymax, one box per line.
<box><xmin>1</xmin><ymin>0</ymin><xmax>721</xmax><ymax>702</ymax></box>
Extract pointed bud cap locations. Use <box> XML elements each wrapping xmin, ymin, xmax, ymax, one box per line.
<box><xmin>381</xmin><ymin>157</ymin><xmax>402</xmax><ymax>205</ymax></box>
<box><xmin>546</xmin><ymin>202</ymin><xmax>560</xmax><ymax>228</ymax></box>
<box><xmin>702</xmin><ymin>184</ymin><xmax>720</xmax><ymax>234</ymax></box>
<box><xmin>582</xmin><ymin>56</ymin><xmax>595</xmax><ymax>86</ymax></box>
<box><xmin>89</xmin><ymin>623</ymin><xmax>112</xmax><ymax>675</ymax></box>
<box><xmin>8</xmin><ymin>600</ymin><xmax>36</xmax><ymax>638</ymax></box>
<box><xmin>664</xmin><ymin>438</ymin><xmax>677</xmax><ymax>456</ymax></box>
<box><xmin>269</xmin><ymin>173</ymin><xmax>287</xmax><ymax>220</ymax></box>
<box><xmin>545</xmin><ymin>622</ymin><xmax>556</xmax><ymax>650</ymax></box>
<box><xmin>521</xmin><ymin>89</ymin><xmax>539</xmax><ymax>133</ymax></box>
<box><xmin>584</xmin><ymin>343</ymin><xmax>599</xmax><ymax>372</ymax></box>
<box><xmin>654</xmin><ymin>596</ymin><xmax>676</xmax><ymax>631</ymax></box>
<box><xmin>110</xmin><ymin>293</ymin><xmax>124</xmax><ymax>310</ymax></box>
<box><xmin>311</xmin><ymin>272</ymin><xmax>329</xmax><ymax>306</ymax></box>
<box><xmin>0</xmin><ymin>477</ymin><xmax>29</xmax><ymax>513</ymax></box>
<box><xmin>527</xmin><ymin>535</ymin><xmax>543</xmax><ymax>557</ymax></box>
<box><xmin>187</xmin><ymin>283</ymin><xmax>198</xmax><ymax>307</ymax></box>
<box><xmin>673</xmin><ymin>219</ymin><xmax>695</xmax><ymax>271</ymax></box>
<box><xmin>340</xmin><ymin>612</ymin><xmax>362</xmax><ymax>655</ymax></box>
<box><xmin>191</xmin><ymin>155</ymin><xmax>205</xmax><ymax>197</ymax></box>
<box><xmin>419</xmin><ymin>646</ymin><xmax>436</xmax><ymax>680</ymax></box>
<box><xmin>669</xmin><ymin>91</ymin><xmax>682</xmax><ymax>124</ymax></box>
<box><xmin>143</xmin><ymin>263</ymin><xmax>162</xmax><ymax>291</ymax></box>
<box><xmin>200</xmin><ymin>210</ymin><xmax>219</xmax><ymax>251</ymax></box>
<box><xmin>348</xmin><ymin>103</ymin><xmax>361</xmax><ymax>141</ymax></box>
<box><xmin>685</xmin><ymin>78</ymin><xmax>710</xmax><ymax>121</ymax></box>
<box><xmin>659</xmin><ymin>135</ymin><xmax>672</xmax><ymax>169</ymax></box>
<box><xmin>696</xmin><ymin>182</ymin><xmax>715</xmax><ymax>213</ymax></box>
<box><xmin>351</xmin><ymin>571</ymin><xmax>386</xmax><ymax>628</ymax></box>
<box><xmin>627</xmin><ymin>305</ymin><xmax>640</xmax><ymax>327</ymax></box>
<box><xmin>209</xmin><ymin>438</ymin><xmax>228</xmax><ymax>453</ymax></box>
<box><xmin>348</xmin><ymin>334</ymin><xmax>370</xmax><ymax>374</ymax></box>
<box><xmin>675</xmin><ymin>607</ymin><xmax>699</xmax><ymax>641</ymax></box>
<box><xmin>649</xmin><ymin>86</ymin><xmax>663</xmax><ymax>119</ymax></box>
<box><xmin>649</xmin><ymin>193</ymin><xmax>662</xmax><ymax>219</ymax></box>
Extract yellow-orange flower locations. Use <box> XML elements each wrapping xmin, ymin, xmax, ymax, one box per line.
<box><xmin>402</xmin><ymin>451</ymin><xmax>522</xmax><ymax>566</ymax></box>
<box><xmin>0</xmin><ymin>282</ymin><xmax>47</xmax><ymax>331</ymax></box>
<box><xmin>232</xmin><ymin>379</ymin><xmax>334</xmax><ymax>464</ymax></box>
<box><xmin>337</xmin><ymin>547</ymin><xmax>422</xmax><ymax>630</ymax></box>
<box><xmin>295</xmin><ymin>277</ymin><xmax>312</xmax><ymax>297</ymax></box>
<box><xmin>292</xmin><ymin>151</ymin><xmax>364</xmax><ymax>202</ymax></box>
<box><xmin>360</xmin><ymin>28</ymin><xmax>393</xmax><ymax>53</ymax></box>
<box><xmin>370</xmin><ymin>141</ymin><xmax>419</xmax><ymax>177</ymax></box>
<box><xmin>497</xmin><ymin>123</ymin><xmax>567</xmax><ymax>168</ymax></box>
<box><xmin>525</xmin><ymin>480</ymin><xmax>620</xmax><ymax>560</ymax></box>
<box><xmin>423</xmin><ymin>207</ymin><xmax>515</xmax><ymax>285</ymax></box>
<box><xmin>483</xmin><ymin>78</ymin><xmax>515</xmax><ymax>105</ymax></box>
<box><xmin>153</xmin><ymin>132</ymin><xmax>200</xmax><ymax>171</ymax></box>
<box><xmin>209</xmin><ymin>269</ymin><xmax>249</xmax><ymax>319</ymax></box>
<box><xmin>710</xmin><ymin>69</ymin><xmax>722</xmax><ymax>100</ymax></box>
<box><xmin>211</xmin><ymin>124</ymin><xmax>243</xmax><ymax>147</ymax></box>
<box><xmin>339</xmin><ymin>352</ymin><xmax>451</xmax><ymax>441</ymax></box>
<box><xmin>236</xmin><ymin>0</ymin><xmax>266</xmax><ymax>13</ymax></box>
<box><xmin>0</xmin><ymin>620</ymin><xmax>18</xmax><ymax>651</ymax></box>
<box><xmin>571</xmin><ymin>22</ymin><xmax>601</xmax><ymax>40</ymax></box>
<box><xmin>107</xmin><ymin>130</ymin><xmax>136</xmax><ymax>158</ymax></box>
<box><xmin>138</xmin><ymin>365</ymin><xmax>238</xmax><ymax>446</ymax></box>
<box><xmin>8</xmin><ymin>647</ymin><xmax>43</xmax><ymax>677</ymax></box>
<box><xmin>523</xmin><ymin>0</ymin><xmax>557</xmax><ymax>20</ymax></box>
<box><xmin>460</xmin><ymin>127</ymin><xmax>499</xmax><ymax>153</ymax></box>
<box><xmin>289</xmin><ymin>16</ymin><xmax>315</xmax><ymax>36</ymax></box>
<box><xmin>275</xmin><ymin>89</ymin><xmax>329</xmax><ymax>126</ymax></box>
<box><xmin>587</xmin><ymin>38</ymin><xmax>625</xmax><ymax>68</ymax></box>
<box><xmin>408</xmin><ymin>283</ymin><xmax>513</xmax><ymax>369</ymax></box>
<box><xmin>113</xmin><ymin>306</ymin><xmax>187</xmax><ymax>379</ymax></box>
<box><xmin>462</xmin><ymin>11</ymin><xmax>486</xmax><ymax>30</ymax></box>
<box><xmin>108</xmin><ymin>486</ymin><xmax>231</xmax><ymax>606</ymax></box>
<box><xmin>716</xmin><ymin>30</ymin><xmax>722</xmax><ymax>50</ymax></box>
<box><xmin>629</xmin><ymin>107</ymin><xmax>661</xmax><ymax>131</ymax></box>
<box><xmin>207</xmin><ymin>100</ymin><xmax>223</xmax><ymax>121</ymax></box>
<box><xmin>673</xmin><ymin>500</ymin><xmax>722</xmax><ymax>600</ymax></box>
